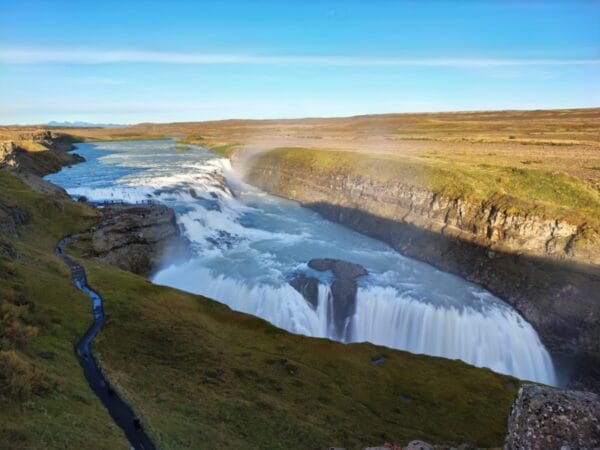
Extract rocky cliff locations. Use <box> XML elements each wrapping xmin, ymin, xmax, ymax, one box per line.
<box><xmin>246</xmin><ymin>150</ymin><xmax>600</xmax><ymax>391</ymax></box>
<box><xmin>69</xmin><ymin>203</ymin><xmax>190</xmax><ymax>277</ymax></box>
<box><xmin>0</xmin><ymin>130</ymin><xmax>83</xmax><ymax>175</ymax></box>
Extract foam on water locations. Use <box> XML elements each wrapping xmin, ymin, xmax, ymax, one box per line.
<box><xmin>47</xmin><ymin>140</ymin><xmax>556</xmax><ymax>384</ymax></box>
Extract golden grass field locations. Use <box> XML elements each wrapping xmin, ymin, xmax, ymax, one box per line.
<box><xmin>26</xmin><ymin>108</ymin><xmax>599</xmax><ymax>183</ymax></box>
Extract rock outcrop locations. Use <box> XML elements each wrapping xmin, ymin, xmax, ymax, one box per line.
<box><xmin>289</xmin><ymin>273</ymin><xmax>319</xmax><ymax>309</ymax></box>
<box><xmin>0</xmin><ymin>130</ymin><xmax>83</xmax><ymax>176</ymax></box>
<box><xmin>505</xmin><ymin>384</ymin><xmax>600</xmax><ymax>450</ymax></box>
<box><xmin>290</xmin><ymin>258</ymin><xmax>367</xmax><ymax>340</ymax></box>
<box><xmin>0</xmin><ymin>141</ymin><xmax>18</xmax><ymax>168</ymax></box>
<box><xmin>247</xmin><ymin>151</ymin><xmax>600</xmax><ymax>391</ymax></box>
<box><xmin>75</xmin><ymin>203</ymin><xmax>190</xmax><ymax>276</ymax></box>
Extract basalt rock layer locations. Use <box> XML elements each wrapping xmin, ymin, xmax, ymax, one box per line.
<box><xmin>246</xmin><ymin>150</ymin><xmax>600</xmax><ymax>391</ymax></box>
<box><xmin>74</xmin><ymin>203</ymin><xmax>190</xmax><ymax>277</ymax></box>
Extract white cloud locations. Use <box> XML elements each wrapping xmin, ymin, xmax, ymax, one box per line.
<box><xmin>1</xmin><ymin>47</ymin><xmax>599</xmax><ymax>67</ymax></box>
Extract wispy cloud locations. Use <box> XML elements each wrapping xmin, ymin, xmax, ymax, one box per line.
<box><xmin>66</xmin><ymin>76</ymin><xmax>126</xmax><ymax>85</ymax></box>
<box><xmin>1</xmin><ymin>47</ymin><xmax>599</xmax><ymax>67</ymax></box>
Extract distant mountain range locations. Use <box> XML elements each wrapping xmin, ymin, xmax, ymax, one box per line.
<box><xmin>46</xmin><ymin>121</ymin><xmax>128</xmax><ymax>128</ymax></box>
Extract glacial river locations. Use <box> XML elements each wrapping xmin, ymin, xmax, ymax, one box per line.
<box><xmin>47</xmin><ymin>139</ymin><xmax>556</xmax><ymax>384</ymax></box>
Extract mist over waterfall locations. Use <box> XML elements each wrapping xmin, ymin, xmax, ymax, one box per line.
<box><xmin>47</xmin><ymin>139</ymin><xmax>557</xmax><ymax>385</ymax></box>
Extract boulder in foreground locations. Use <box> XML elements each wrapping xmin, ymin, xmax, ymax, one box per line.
<box><xmin>505</xmin><ymin>384</ymin><xmax>600</xmax><ymax>450</ymax></box>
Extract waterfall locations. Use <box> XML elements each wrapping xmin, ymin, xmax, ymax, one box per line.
<box><xmin>154</xmin><ymin>263</ymin><xmax>556</xmax><ymax>385</ymax></box>
<box><xmin>351</xmin><ymin>286</ymin><xmax>556</xmax><ymax>384</ymax></box>
<box><xmin>47</xmin><ymin>139</ymin><xmax>558</xmax><ymax>385</ymax></box>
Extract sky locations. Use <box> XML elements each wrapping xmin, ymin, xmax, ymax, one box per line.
<box><xmin>0</xmin><ymin>0</ymin><xmax>599</xmax><ymax>124</ymax></box>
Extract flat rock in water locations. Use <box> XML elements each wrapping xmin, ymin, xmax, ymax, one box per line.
<box><xmin>504</xmin><ymin>384</ymin><xmax>600</xmax><ymax>450</ymax></box>
<box><xmin>308</xmin><ymin>258</ymin><xmax>367</xmax><ymax>279</ymax></box>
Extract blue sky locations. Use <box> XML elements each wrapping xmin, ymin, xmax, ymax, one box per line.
<box><xmin>0</xmin><ymin>0</ymin><xmax>598</xmax><ymax>124</ymax></box>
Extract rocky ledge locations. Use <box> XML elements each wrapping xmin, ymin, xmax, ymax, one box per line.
<box><xmin>74</xmin><ymin>203</ymin><xmax>190</xmax><ymax>276</ymax></box>
<box><xmin>505</xmin><ymin>384</ymin><xmax>600</xmax><ymax>450</ymax></box>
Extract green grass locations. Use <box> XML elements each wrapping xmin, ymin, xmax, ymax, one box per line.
<box><xmin>1</xmin><ymin>168</ymin><xmax>522</xmax><ymax>449</ymax></box>
<box><xmin>0</xmin><ymin>171</ymin><xmax>126</xmax><ymax>448</ymax></box>
<box><xmin>251</xmin><ymin>147</ymin><xmax>600</xmax><ymax>227</ymax></box>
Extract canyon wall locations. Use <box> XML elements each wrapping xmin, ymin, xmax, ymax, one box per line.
<box><xmin>246</xmin><ymin>151</ymin><xmax>600</xmax><ymax>391</ymax></box>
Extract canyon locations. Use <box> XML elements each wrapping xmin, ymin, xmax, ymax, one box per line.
<box><xmin>245</xmin><ymin>148</ymin><xmax>599</xmax><ymax>391</ymax></box>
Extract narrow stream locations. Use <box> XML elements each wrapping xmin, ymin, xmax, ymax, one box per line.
<box><xmin>47</xmin><ymin>139</ymin><xmax>557</xmax><ymax>384</ymax></box>
<box><xmin>56</xmin><ymin>237</ymin><xmax>156</xmax><ymax>450</ymax></box>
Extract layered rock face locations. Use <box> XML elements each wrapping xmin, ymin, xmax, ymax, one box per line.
<box><xmin>247</xmin><ymin>152</ymin><xmax>600</xmax><ymax>391</ymax></box>
<box><xmin>505</xmin><ymin>384</ymin><xmax>600</xmax><ymax>450</ymax></box>
<box><xmin>75</xmin><ymin>203</ymin><xmax>190</xmax><ymax>276</ymax></box>
<box><xmin>249</xmin><ymin>160</ymin><xmax>598</xmax><ymax>264</ymax></box>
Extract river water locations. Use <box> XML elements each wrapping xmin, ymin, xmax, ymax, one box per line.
<box><xmin>47</xmin><ymin>139</ymin><xmax>556</xmax><ymax>384</ymax></box>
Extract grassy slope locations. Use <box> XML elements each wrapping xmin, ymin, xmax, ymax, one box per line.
<box><xmin>0</xmin><ymin>171</ymin><xmax>127</xmax><ymax>448</ymax></box>
<box><xmin>251</xmin><ymin>147</ymin><xmax>600</xmax><ymax>228</ymax></box>
<box><xmin>81</xmin><ymin>259</ymin><xmax>521</xmax><ymax>449</ymax></box>
<box><xmin>0</xmin><ymin>170</ymin><xmax>522</xmax><ymax>449</ymax></box>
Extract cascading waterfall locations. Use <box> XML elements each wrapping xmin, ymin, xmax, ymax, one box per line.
<box><xmin>46</xmin><ymin>139</ymin><xmax>557</xmax><ymax>385</ymax></box>
<box><xmin>153</xmin><ymin>261</ymin><xmax>555</xmax><ymax>384</ymax></box>
<box><xmin>351</xmin><ymin>286</ymin><xmax>555</xmax><ymax>384</ymax></box>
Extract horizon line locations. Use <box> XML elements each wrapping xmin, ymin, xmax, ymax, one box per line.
<box><xmin>3</xmin><ymin>105</ymin><xmax>600</xmax><ymax>127</ymax></box>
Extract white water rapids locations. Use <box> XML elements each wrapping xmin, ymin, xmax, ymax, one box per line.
<box><xmin>47</xmin><ymin>140</ymin><xmax>556</xmax><ymax>384</ymax></box>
